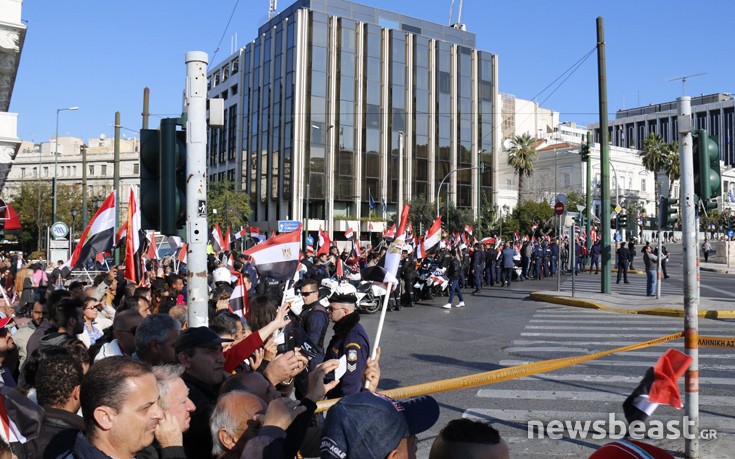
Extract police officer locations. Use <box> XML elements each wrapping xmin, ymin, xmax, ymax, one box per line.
<box><xmin>471</xmin><ymin>243</ymin><xmax>485</xmax><ymax>294</ymax></box>
<box><xmin>616</xmin><ymin>242</ymin><xmax>631</xmax><ymax>284</ymax></box>
<box><xmin>324</xmin><ymin>284</ymin><xmax>370</xmax><ymax>398</ymax></box>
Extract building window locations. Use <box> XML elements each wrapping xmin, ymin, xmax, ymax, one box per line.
<box><xmin>20</xmin><ymin>167</ymin><xmax>25</xmax><ymax>178</ymax></box>
<box><xmin>133</xmin><ymin>163</ymin><xmax>139</xmax><ymax>174</ymax></box>
<box><xmin>101</xmin><ymin>165</ymin><xmax>107</xmax><ymax>176</ymax></box>
<box><xmin>43</xmin><ymin>167</ymin><xmax>48</xmax><ymax>177</ymax></box>
<box><xmin>89</xmin><ymin>165</ymin><xmax>95</xmax><ymax>176</ymax></box>
<box><xmin>641</xmin><ymin>179</ymin><xmax>646</xmax><ymax>192</ymax></box>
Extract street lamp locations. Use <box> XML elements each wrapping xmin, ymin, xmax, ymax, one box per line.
<box><xmin>52</xmin><ymin>106</ymin><xmax>79</xmax><ymax>225</ymax></box>
<box><xmin>71</xmin><ymin>208</ymin><xmax>78</xmax><ymax>252</ymax></box>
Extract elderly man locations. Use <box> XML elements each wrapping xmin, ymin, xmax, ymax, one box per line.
<box><xmin>60</xmin><ymin>356</ymin><xmax>164</xmax><ymax>459</ymax></box>
<box><xmin>324</xmin><ymin>284</ymin><xmax>370</xmax><ymax>398</ymax></box>
<box><xmin>137</xmin><ymin>364</ymin><xmax>195</xmax><ymax>459</ymax></box>
<box><xmin>134</xmin><ymin>314</ymin><xmax>181</xmax><ymax>366</ymax></box>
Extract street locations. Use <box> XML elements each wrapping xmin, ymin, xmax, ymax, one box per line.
<box><xmin>342</xmin><ymin>242</ymin><xmax>735</xmax><ymax>458</ymax></box>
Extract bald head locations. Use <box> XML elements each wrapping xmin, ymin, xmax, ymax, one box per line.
<box><xmin>220</xmin><ymin>371</ymin><xmax>281</xmax><ymax>403</ymax></box>
<box><xmin>429</xmin><ymin>419</ymin><xmax>509</xmax><ymax>459</ymax></box>
<box><xmin>211</xmin><ymin>391</ymin><xmax>268</xmax><ymax>456</ymax></box>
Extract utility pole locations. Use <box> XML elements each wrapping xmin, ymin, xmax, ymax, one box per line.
<box><xmin>585</xmin><ymin>131</ymin><xmax>592</xmax><ymax>252</ymax></box>
<box><xmin>678</xmin><ymin>96</ymin><xmax>700</xmax><ymax>459</ymax></box>
<box><xmin>184</xmin><ymin>51</ymin><xmax>210</xmax><ymax>327</ymax></box>
<box><xmin>114</xmin><ymin>111</ymin><xmax>121</xmax><ymax>265</ymax></box>
<box><xmin>596</xmin><ymin>17</ymin><xmax>611</xmax><ymax>293</ymax></box>
<box><xmin>142</xmin><ymin>87</ymin><xmax>150</xmax><ymax>130</ymax></box>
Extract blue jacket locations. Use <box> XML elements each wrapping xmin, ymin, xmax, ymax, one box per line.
<box><xmin>325</xmin><ymin>312</ymin><xmax>370</xmax><ymax>398</ymax></box>
<box><xmin>501</xmin><ymin>248</ymin><xmax>516</xmax><ymax>269</ymax></box>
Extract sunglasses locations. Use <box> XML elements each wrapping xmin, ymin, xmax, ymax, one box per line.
<box><xmin>301</xmin><ymin>290</ymin><xmax>318</xmax><ymax>296</ymax></box>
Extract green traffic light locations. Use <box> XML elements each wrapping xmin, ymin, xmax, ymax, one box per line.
<box><xmin>693</xmin><ymin>129</ymin><xmax>721</xmax><ymax>209</ymax></box>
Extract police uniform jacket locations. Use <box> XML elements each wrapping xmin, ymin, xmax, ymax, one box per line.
<box><xmin>325</xmin><ymin>311</ymin><xmax>370</xmax><ymax>399</ymax></box>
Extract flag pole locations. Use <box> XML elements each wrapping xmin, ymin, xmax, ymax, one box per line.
<box><xmin>366</xmin><ymin>282</ymin><xmax>392</xmax><ymax>389</ymax></box>
<box><xmin>83</xmin><ymin>268</ymin><xmax>93</xmax><ymax>283</ymax></box>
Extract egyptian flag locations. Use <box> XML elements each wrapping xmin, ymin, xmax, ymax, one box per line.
<box><xmin>0</xmin><ymin>385</ymin><xmax>44</xmax><ymax>444</ymax></box>
<box><xmin>250</xmin><ymin>227</ymin><xmax>260</xmax><ymax>238</ymax></box>
<box><xmin>464</xmin><ymin>224</ymin><xmax>473</xmax><ymax>236</ymax></box>
<box><xmin>226</xmin><ymin>253</ymin><xmax>235</xmax><ymax>270</ymax></box>
<box><xmin>361</xmin><ymin>264</ymin><xmax>399</xmax><ymax>288</ymax></box>
<box><xmin>383</xmin><ymin>204</ymin><xmax>410</xmax><ymax>279</ymax></box>
<box><xmin>229</xmin><ymin>270</ymin><xmax>248</xmax><ymax>319</ymax></box>
<box><xmin>514</xmin><ymin>231</ymin><xmax>520</xmax><ymax>243</ymax></box>
<box><xmin>623</xmin><ymin>349</ymin><xmax>693</xmax><ymax>424</ymax></box>
<box><xmin>233</xmin><ymin>227</ymin><xmax>248</xmax><ymax>240</ymax></box>
<box><xmin>223</xmin><ymin>227</ymin><xmax>231</xmax><ymax>252</ymax></box>
<box><xmin>212</xmin><ymin>224</ymin><xmax>225</xmax><ymax>252</ymax></box>
<box><xmin>345</xmin><ymin>227</ymin><xmax>354</xmax><ymax>240</ymax></box>
<box><xmin>244</xmin><ymin>225</ymin><xmax>301</xmax><ymax>280</ymax></box>
<box><xmin>383</xmin><ymin>224</ymin><xmax>396</xmax><ymax>239</ymax></box>
<box><xmin>591</xmin><ymin>227</ymin><xmax>598</xmax><ymax>242</ymax></box>
<box><xmin>66</xmin><ymin>191</ymin><xmax>116</xmax><ymax>270</ymax></box>
<box><xmin>415</xmin><ymin>241</ymin><xmax>426</xmax><ymax>260</ymax></box>
<box><xmin>335</xmin><ymin>257</ymin><xmax>344</xmax><ymax>278</ymax></box>
<box><xmin>124</xmin><ymin>187</ymin><xmax>143</xmax><ymax>284</ymax></box>
<box><xmin>114</xmin><ymin>220</ymin><xmax>127</xmax><ymax>248</ymax></box>
<box><xmin>316</xmin><ymin>228</ymin><xmax>331</xmax><ymax>256</ymax></box>
<box><xmin>423</xmin><ymin>217</ymin><xmax>442</xmax><ymax>251</ymax></box>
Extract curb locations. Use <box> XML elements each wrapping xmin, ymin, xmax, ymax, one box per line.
<box><xmin>700</xmin><ymin>266</ymin><xmax>735</xmax><ymax>274</ymax></box>
<box><xmin>529</xmin><ymin>292</ymin><xmax>735</xmax><ymax>319</ymax></box>
<box><xmin>611</xmin><ymin>268</ymin><xmax>645</xmax><ymax>275</ymax></box>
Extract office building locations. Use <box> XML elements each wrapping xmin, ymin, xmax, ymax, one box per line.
<box><xmin>207</xmin><ymin>0</ymin><xmax>500</xmax><ymax>236</ymax></box>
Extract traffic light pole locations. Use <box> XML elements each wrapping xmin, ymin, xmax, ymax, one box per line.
<box><xmin>184</xmin><ymin>51</ymin><xmax>210</xmax><ymax>327</ymax></box>
<box><xmin>678</xmin><ymin>96</ymin><xmax>699</xmax><ymax>458</ymax></box>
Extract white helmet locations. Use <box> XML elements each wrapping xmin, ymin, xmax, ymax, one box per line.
<box><xmin>212</xmin><ymin>267</ymin><xmax>231</xmax><ymax>285</ymax></box>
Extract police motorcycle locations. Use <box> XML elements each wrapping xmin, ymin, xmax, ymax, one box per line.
<box><xmin>413</xmin><ymin>257</ymin><xmax>449</xmax><ymax>301</ymax></box>
<box><xmin>318</xmin><ymin>275</ymin><xmax>386</xmax><ymax>314</ymax></box>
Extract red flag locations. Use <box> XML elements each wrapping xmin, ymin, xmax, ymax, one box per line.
<box><xmin>114</xmin><ymin>221</ymin><xmax>128</xmax><ymax>248</ymax></box>
<box><xmin>464</xmin><ymin>224</ymin><xmax>473</xmax><ymax>235</ymax></box>
<box><xmin>124</xmin><ymin>187</ymin><xmax>142</xmax><ymax>283</ymax></box>
<box><xmin>383</xmin><ymin>224</ymin><xmax>396</xmax><ymax>239</ymax></box>
<box><xmin>344</xmin><ymin>227</ymin><xmax>354</xmax><ymax>239</ymax></box>
<box><xmin>244</xmin><ymin>225</ymin><xmax>302</xmax><ymax>281</ymax></box>
<box><xmin>335</xmin><ymin>257</ymin><xmax>344</xmax><ymax>278</ymax></box>
<box><xmin>223</xmin><ymin>227</ymin><xmax>231</xmax><ymax>252</ymax></box>
<box><xmin>63</xmin><ymin>190</ymin><xmax>117</xmax><ymax>271</ymax></box>
<box><xmin>423</xmin><ymin>217</ymin><xmax>442</xmax><ymax>251</ymax></box>
<box><xmin>147</xmin><ymin>231</ymin><xmax>158</xmax><ymax>260</ymax></box>
<box><xmin>649</xmin><ymin>349</ymin><xmax>693</xmax><ymax>409</ymax></box>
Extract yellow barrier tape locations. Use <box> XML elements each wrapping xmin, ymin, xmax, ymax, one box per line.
<box><xmin>698</xmin><ymin>335</ymin><xmax>735</xmax><ymax>348</ymax></box>
<box><xmin>315</xmin><ymin>332</ymin><xmax>684</xmax><ymax>413</ymax></box>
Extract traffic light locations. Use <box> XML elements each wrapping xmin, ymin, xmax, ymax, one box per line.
<box><xmin>693</xmin><ymin>129</ymin><xmax>721</xmax><ymax>210</ymax></box>
<box><xmin>580</xmin><ymin>143</ymin><xmax>589</xmax><ymax>161</ymax></box>
<box><xmin>618</xmin><ymin>212</ymin><xmax>627</xmax><ymax>228</ymax></box>
<box><xmin>159</xmin><ymin>118</ymin><xmax>187</xmax><ymax>235</ymax></box>
<box><xmin>140</xmin><ymin>129</ymin><xmax>160</xmax><ymax>230</ymax></box>
<box><xmin>728</xmin><ymin>215</ymin><xmax>735</xmax><ymax>232</ymax></box>
<box><xmin>659</xmin><ymin>196</ymin><xmax>678</xmax><ymax>230</ymax></box>
<box><xmin>139</xmin><ymin>118</ymin><xmax>187</xmax><ymax>235</ymax></box>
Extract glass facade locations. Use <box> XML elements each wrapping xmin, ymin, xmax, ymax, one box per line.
<box><xmin>207</xmin><ymin>0</ymin><xmax>498</xmax><ymax>231</ymax></box>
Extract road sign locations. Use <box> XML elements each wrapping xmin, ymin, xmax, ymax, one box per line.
<box><xmin>277</xmin><ymin>220</ymin><xmax>301</xmax><ymax>233</ymax></box>
<box><xmin>729</xmin><ymin>229</ymin><xmax>734</xmax><ymax>238</ymax></box>
<box><xmin>615</xmin><ymin>204</ymin><xmax>622</xmax><ymax>214</ymax></box>
<box><xmin>554</xmin><ymin>201</ymin><xmax>565</xmax><ymax>216</ymax></box>
<box><xmin>555</xmin><ymin>193</ymin><xmax>567</xmax><ymax>205</ymax></box>
<box><xmin>50</xmin><ymin>221</ymin><xmax>69</xmax><ymax>240</ymax></box>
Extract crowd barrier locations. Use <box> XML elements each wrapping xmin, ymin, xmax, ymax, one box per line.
<box><xmin>315</xmin><ymin>332</ymin><xmax>733</xmax><ymax>413</ymax></box>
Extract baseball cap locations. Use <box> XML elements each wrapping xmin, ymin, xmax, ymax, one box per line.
<box><xmin>174</xmin><ymin>326</ymin><xmax>233</xmax><ymax>354</ymax></box>
<box><xmin>321</xmin><ymin>392</ymin><xmax>439</xmax><ymax>459</ymax></box>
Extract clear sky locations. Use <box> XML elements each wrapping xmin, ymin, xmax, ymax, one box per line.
<box><xmin>10</xmin><ymin>0</ymin><xmax>735</xmax><ymax>143</ymax></box>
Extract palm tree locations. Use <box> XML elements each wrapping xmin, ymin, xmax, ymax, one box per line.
<box><xmin>640</xmin><ymin>133</ymin><xmax>669</xmax><ymax>219</ymax></box>
<box><xmin>507</xmin><ymin>133</ymin><xmax>538</xmax><ymax>203</ymax></box>
<box><xmin>664</xmin><ymin>143</ymin><xmax>680</xmax><ymax>196</ymax></box>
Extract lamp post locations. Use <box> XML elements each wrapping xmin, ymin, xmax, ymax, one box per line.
<box><xmin>70</xmin><ymin>208</ymin><xmax>77</xmax><ymax>252</ymax></box>
<box><xmin>52</xmin><ymin>106</ymin><xmax>79</xmax><ymax>225</ymax></box>
<box><xmin>436</xmin><ymin>165</ymin><xmax>482</xmax><ymax>230</ymax></box>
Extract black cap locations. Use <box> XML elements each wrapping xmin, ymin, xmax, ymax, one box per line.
<box><xmin>174</xmin><ymin>327</ymin><xmax>233</xmax><ymax>354</ymax></box>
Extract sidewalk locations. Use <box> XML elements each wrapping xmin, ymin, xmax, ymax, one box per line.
<box><xmin>700</xmin><ymin>260</ymin><xmax>735</xmax><ymax>274</ymax></box>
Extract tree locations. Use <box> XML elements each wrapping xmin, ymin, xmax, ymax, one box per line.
<box><xmin>509</xmin><ymin>200</ymin><xmax>554</xmax><ymax>238</ymax></box>
<box><xmin>208</xmin><ymin>181</ymin><xmax>251</xmax><ymax>230</ymax></box>
<box><xmin>507</xmin><ymin>133</ymin><xmax>538</xmax><ymax>203</ymax></box>
<box><xmin>664</xmin><ymin>144</ymin><xmax>680</xmax><ymax>196</ymax></box>
<box><xmin>640</xmin><ymin>133</ymin><xmax>669</xmax><ymax>219</ymax></box>
<box><xmin>407</xmin><ymin>197</ymin><xmax>435</xmax><ymax>235</ymax></box>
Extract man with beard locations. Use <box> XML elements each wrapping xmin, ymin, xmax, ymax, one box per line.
<box><xmin>13</xmin><ymin>298</ymin><xmax>47</xmax><ymax>368</ymax></box>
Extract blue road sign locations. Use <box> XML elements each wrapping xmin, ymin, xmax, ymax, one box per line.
<box><xmin>729</xmin><ymin>229</ymin><xmax>734</xmax><ymax>238</ymax></box>
<box><xmin>278</xmin><ymin>220</ymin><xmax>301</xmax><ymax>233</ymax></box>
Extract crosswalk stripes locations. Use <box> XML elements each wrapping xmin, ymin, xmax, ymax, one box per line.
<box><xmin>462</xmin><ymin>305</ymin><xmax>735</xmax><ymax>456</ymax></box>
<box><xmin>559</xmin><ymin>273</ymin><xmax>681</xmax><ymax>296</ymax></box>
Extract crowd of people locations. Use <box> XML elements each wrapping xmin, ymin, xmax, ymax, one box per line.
<box><xmin>0</xmin><ymin>247</ymin><xmax>514</xmax><ymax>459</ymax></box>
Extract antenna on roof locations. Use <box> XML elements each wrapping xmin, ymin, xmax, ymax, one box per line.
<box><xmin>669</xmin><ymin>72</ymin><xmax>707</xmax><ymax>96</ymax></box>
<box><xmin>269</xmin><ymin>0</ymin><xmax>277</xmax><ymax>20</ymax></box>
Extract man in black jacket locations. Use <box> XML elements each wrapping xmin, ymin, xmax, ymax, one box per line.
<box><xmin>25</xmin><ymin>351</ymin><xmax>85</xmax><ymax>458</ymax></box>
<box><xmin>616</xmin><ymin>242</ymin><xmax>631</xmax><ymax>284</ymax></box>
<box><xmin>471</xmin><ymin>243</ymin><xmax>485</xmax><ymax>294</ymax></box>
